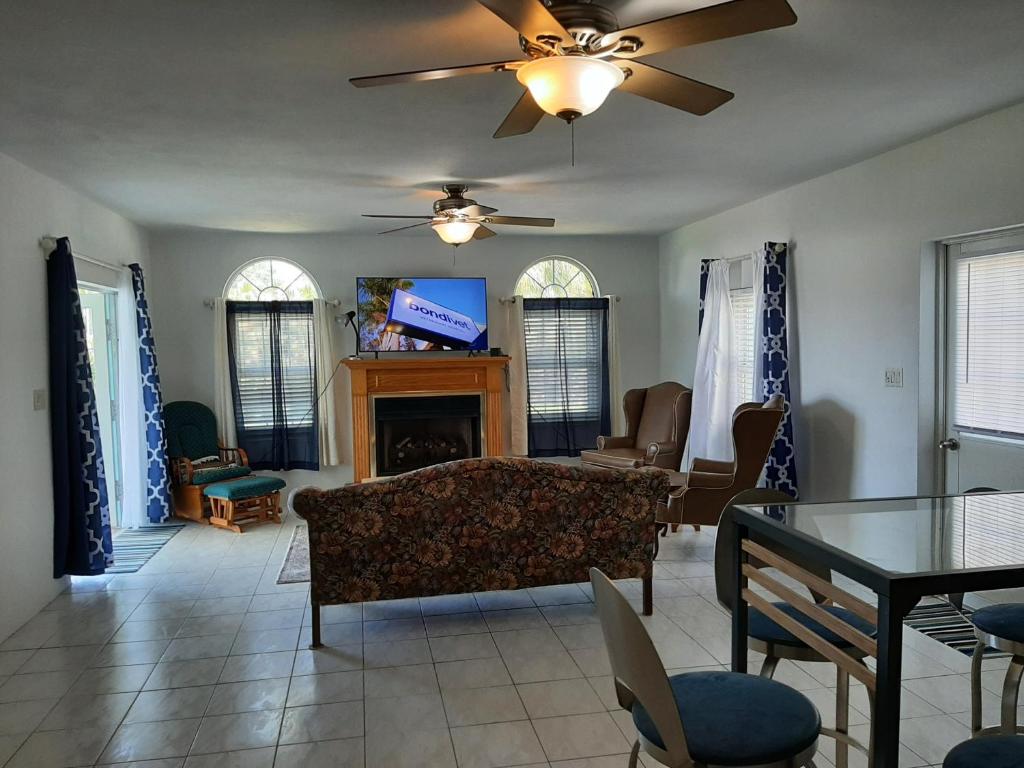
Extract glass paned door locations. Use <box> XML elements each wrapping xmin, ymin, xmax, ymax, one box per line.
<box><xmin>943</xmin><ymin>231</ymin><xmax>1024</xmax><ymax>494</ymax></box>
<box><xmin>79</xmin><ymin>287</ymin><xmax>123</xmax><ymax>527</ymax></box>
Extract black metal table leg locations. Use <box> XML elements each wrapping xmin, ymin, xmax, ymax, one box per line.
<box><xmin>872</xmin><ymin>594</ymin><xmax>904</xmax><ymax>768</ymax></box>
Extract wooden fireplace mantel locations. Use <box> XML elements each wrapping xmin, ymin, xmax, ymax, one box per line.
<box><xmin>343</xmin><ymin>356</ymin><xmax>510</xmax><ymax>482</ymax></box>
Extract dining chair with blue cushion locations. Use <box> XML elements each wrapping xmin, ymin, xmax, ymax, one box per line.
<box><xmin>944</xmin><ymin>734</ymin><xmax>1024</xmax><ymax>768</ymax></box>
<box><xmin>715</xmin><ymin>489</ymin><xmax>877</xmax><ymax>768</ymax></box>
<box><xmin>970</xmin><ymin>601</ymin><xmax>1024</xmax><ymax>736</ymax></box>
<box><xmin>590</xmin><ymin>567</ymin><xmax>821</xmax><ymax>768</ymax></box>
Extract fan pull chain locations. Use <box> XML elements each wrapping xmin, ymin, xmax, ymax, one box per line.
<box><xmin>570</xmin><ymin>120</ymin><xmax>575</xmax><ymax>167</ymax></box>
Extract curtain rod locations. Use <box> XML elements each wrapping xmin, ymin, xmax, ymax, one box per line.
<box><xmin>499</xmin><ymin>295</ymin><xmax>621</xmax><ymax>304</ymax></box>
<box><xmin>203</xmin><ymin>298</ymin><xmax>342</xmax><ymax>308</ymax></box>
<box><xmin>39</xmin><ymin>236</ymin><xmax>128</xmax><ymax>272</ymax></box>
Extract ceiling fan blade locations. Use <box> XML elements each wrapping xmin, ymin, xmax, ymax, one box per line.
<box><xmin>351</xmin><ymin>60</ymin><xmax>518</xmax><ymax>88</ymax></box>
<box><xmin>377</xmin><ymin>222</ymin><xmax>433</xmax><ymax>235</ymax></box>
<box><xmin>494</xmin><ymin>90</ymin><xmax>545</xmax><ymax>138</ymax></box>
<box><xmin>473</xmin><ymin>225</ymin><xmax>498</xmax><ymax>240</ymax></box>
<box><xmin>457</xmin><ymin>204</ymin><xmax>499</xmax><ymax>217</ymax></box>
<box><xmin>475</xmin><ymin>0</ymin><xmax>571</xmax><ymax>44</ymax></box>
<box><xmin>485</xmin><ymin>215</ymin><xmax>554</xmax><ymax>227</ymax></box>
<box><xmin>362</xmin><ymin>214</ymin><xmax>434</xmax><ymax>220</ymax></box>
<box><xmin>616</xmin><ymin>60</ymin><xmax>733</xmax><ymax>116</ymax></box>
<box><xmin>603</xmin><ymin>0</ymin><xmax>797</xmax><ymax>60</ymax></box>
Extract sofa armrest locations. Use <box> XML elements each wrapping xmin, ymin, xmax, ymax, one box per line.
<box><xmin>220</xmin><ymin>446</ymin><xmax>250</xmax><ymax>466</ymax></box>
<box><xmin>596</xmin><ymin>435</ymin><xmax>633</xmax><ymax>450</ymax></box>
<box><xmin>691</xmin><ymin>457</ymin><xmax>734</xmax><ymax>475</ymax></box>
<box><xmin>170</xmin><ymin>457</ymin><xmax>193</xmax><ymax>486</ymax></box>
<box><xmin>644</xmin><ymin>441</ymin><xmax>678</xmax><ymax>463</ymax></box>
<box><xmin>686</xmin><ymin>470</ymin><xmax>735</xmax><ymax>489</ymax></box>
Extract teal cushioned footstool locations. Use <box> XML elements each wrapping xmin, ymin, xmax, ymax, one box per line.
<box><xmin>203</xmin><ymin>476</ymin><xmax>287</xmax><ymax>533</ymax></box>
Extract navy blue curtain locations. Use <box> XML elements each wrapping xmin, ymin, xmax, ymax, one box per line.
<box><xmin>523</xmin><ymin>297</ymin><xmax>611</xmax><ymax>458</ymax></box>
<box><xmin>47</xmin><ymin>237</ymin><xmax>113</xmax><ymax>576</ymax></box>
<box><xmin>129</xmin><ymin>265</ymin><xmax>173</xmax><ymax>522</ymax></box>
<box><xmin>226</xmin><ymin>301</ymin><xmax>319</xmax><ymax>470</ymax></box>
<box><xmin>759</xmin><ymin>242</ymin><xmax>799</xmax><ymax>499</ymax></box>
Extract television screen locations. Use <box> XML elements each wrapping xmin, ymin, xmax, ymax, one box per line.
<box><xmin>357</xmin><ymin>277</ymin><xmax>488</xmax><ymax>352</ymax></box>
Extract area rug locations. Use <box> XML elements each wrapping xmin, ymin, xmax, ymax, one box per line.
<box><xmin>108</xmin><ymin>524</ymin><xmax>186</xmax><ymax>574</ymax></box>
<box><xmin>278</xmin><ymin>525</ymin><xmax>310</xmax><ymax>584</ymax></box>
<box><xmin>905</xmin><ymin>600</ymin><xmax>1006</xmax><ymax>658</ymax></box>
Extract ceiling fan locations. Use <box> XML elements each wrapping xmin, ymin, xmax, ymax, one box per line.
<box><xmin>363</xmin><ymin>184</ymin><xmax>555</xmax><ymax>245</ymax></box>
<box><xmin>351</xmin><ymin>0</ymin><xmax>797</xmax><ymax>138</ymax></box>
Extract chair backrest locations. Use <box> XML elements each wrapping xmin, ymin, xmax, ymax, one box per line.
<box><xmin>731</xmin><ymin>394</ymin><xmax>785</xmax><ymax>487</ymax></box>
<box><xmin>634</xmin><ymin>381</ymin><xmax>692</xmax><ymax>448</ymax></box>
<box><xmin>590</xmin><ymin>568</ymin><xmax>690</xmax><ymax>760</ymax></box>
<box><xmin>164</xmin><ymin>400</ymin><xmax>220</xmax><ymax>460</ymax></box>
<box><xmin>714</xmin><ymin>488</ymin><xmax>831</xmax><ymax>612</ymax></box>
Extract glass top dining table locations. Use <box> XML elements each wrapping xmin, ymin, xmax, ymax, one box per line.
<box><xmin>730</xmin><ymin>490</ymin><xmax>1024</xmax><ymax>768</ymax></box>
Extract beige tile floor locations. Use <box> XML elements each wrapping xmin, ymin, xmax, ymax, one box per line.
<box><xmin>0</xmin><ymin>511</ymin><xmax>1015</xmax><ymax>767</ymax></box>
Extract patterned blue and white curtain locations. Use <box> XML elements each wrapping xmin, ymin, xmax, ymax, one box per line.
<box><xmin>48</xmin><ymin>237</ymin><xmax>113</xmax><ymax>575</ymax></box>
<box><xmin>129</xmin><ymin>265</ymin><xmax>172</xmax><ymax>523</ymax></box>
<box><xmin>756</xmin><ymin>242</ymin><xmax>799</xmax><ymax>499</ymax></box>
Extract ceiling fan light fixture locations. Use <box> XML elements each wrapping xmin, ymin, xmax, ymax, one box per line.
<box><xmin>516</xmin><ymin>56</ymin><xmax>624</xmax><ymax>121</ymax></box>
<box><xmin>432</xmin><ymin>219</ymin><xmax>480</xmax><ymax>245</ymax></box>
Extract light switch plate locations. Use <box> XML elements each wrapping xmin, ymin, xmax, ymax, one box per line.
<box><xmin>33</xmin><ymin>388</ymin><xmax>47</xmax><ymax>411</ymax></box>
<box><xmin>884</xmin><ymin>368</ymin><xmax>903</xmax><ymax>388</ymax></box>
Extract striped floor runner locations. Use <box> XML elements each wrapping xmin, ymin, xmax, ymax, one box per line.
<box><xmin>108</xmin><ymin>524</ymin><xmax>186</xmax><ymax>574</ymax></box>
<box><xmin>904</xmin><ymin>600</ymin><xmax>1006</xmax><ymax>658</ymax></box>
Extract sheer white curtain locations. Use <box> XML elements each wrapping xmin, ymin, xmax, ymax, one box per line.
<box><xmin>605</xmin><ymin>295</ymin><xmax>624</xmax><ymax>435</ymax></box>
<box><xmin>116</xmin><ymin>268</ymin><xmax>146</xmax><ymax>529</ymax></box>
<box><xmin>213</xmin><ymin>298</ymin><xmax>237</xmax><ymax>447</ymax></box>
<box><xmin>506</xmin><ymin>297</ymin><xmax>529</xmax><ymax>456</ymax></box>
<box><xmin>312</xmin><ymin>299</ymin><xmax>341</xmax><ymax>465</ymax></box>
<box><xmin>751</xmin><ymin>249</ymin><xmax>767</xmax><ymax>401</ymax></box>
<box><xmin>690</xmin><ymin>260</ymin><xmax>736</xmax><ymax>461</ymax></box>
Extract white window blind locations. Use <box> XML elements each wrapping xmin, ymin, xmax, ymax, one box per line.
<box><xmin>230</xmin><ymin>310</ymin><xmax>316</xmax><ymax>430</ymax></box>
<box><xmin>953</xmin><ymin>251</ymin><xmax>1024</xmax><ymax>438</ymax></box>
<box><xmin>523</xmin><ymin>301</ymin><xmax>606</xmax><ymax>420</ymax></box>
<box><xmin>731</xmin><ymin>287</ymin><xmax>755</xmax><ymax>404</ymax></box>
<box><xmin>951</xmin><ymin>494</ymin><xmax>1024</xmax><ymax>569</ymax></box>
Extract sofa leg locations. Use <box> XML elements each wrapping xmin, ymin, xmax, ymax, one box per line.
<box><xmin>642</xmin><ymin>576</ymin><xmax>653</xmax><ymax>616</ymax></box>
<box><xmin>309</xmin><ymin>601</ymin><xmax>322</xmax><ymax>649</ymax></box>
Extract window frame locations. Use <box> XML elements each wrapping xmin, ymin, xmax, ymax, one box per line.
<box><xmin>514</xmin><ymin>256</ymin><xmax>600</xmax><ymax>299</ymax></box>
<box><xmin>223</xmin><ymin>257</ymin><xmax>323</xmax><ymax>302</ymax></box>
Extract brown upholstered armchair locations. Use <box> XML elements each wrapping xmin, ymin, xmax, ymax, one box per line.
<box><xmin>580</xmin><ymin>381</ymin><xmax>692</xmax><ymax>471</ymax></box>
<box><xmin>660</xmin><ymin>394</ymin><xmax>785</xmax><ymax>529</ymax></box>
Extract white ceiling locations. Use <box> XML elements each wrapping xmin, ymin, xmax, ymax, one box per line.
<box><xmin>1</xmin><ymin>0</ymin><xmax>1022</xmax><ymax>235</ymax></box>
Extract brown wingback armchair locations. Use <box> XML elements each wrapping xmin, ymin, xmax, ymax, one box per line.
<box><xmin>661</xmin><ymin>394</ymin><xmax>785</xmax><ymax>529</ymax></box>
<box><xmin>580</xmin><ymin>382</ymin><xmax>692</xmax><ymax>471</ymax></box>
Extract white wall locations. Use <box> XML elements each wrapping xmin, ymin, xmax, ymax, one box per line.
<box><xmin>146</xmin><ymin>229</ymin><xmax>660</xmax><ymax>490</ymax></box>
<box><xmin>0</xmin><ymin>152</ymin><xmax>149</xmax><ymax>642</ymax></box>
<box><xmin>659</xmin><ymin>102</ymin><xmax>1024</xmax><ymax>501</ymax></box>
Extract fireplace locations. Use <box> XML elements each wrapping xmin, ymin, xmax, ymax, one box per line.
<box><xmin>342</xmin><ymin>357</ymin><xmax>510</xmax><ymax>482</ymax></box>
<box><xmin>371</xmin><ymin>394</ymin><xmax>483</xmax><ymax>477</ymax></box>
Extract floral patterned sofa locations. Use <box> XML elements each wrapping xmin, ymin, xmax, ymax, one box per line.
<box><xmin>291</xmin><ymin>456</ymin><xmax>670</xmax><ymax>647</ymax></box>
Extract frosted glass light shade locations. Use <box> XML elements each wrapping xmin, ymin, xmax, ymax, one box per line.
<box><xmin>432</xmin><ymin>220</ymin><xmax>480</xmax><ymax>245</ymax></box>
<box><xmin>516</xmin><ymin>56</ymin><xmax>625</xmax><ymax>119</ymax></box>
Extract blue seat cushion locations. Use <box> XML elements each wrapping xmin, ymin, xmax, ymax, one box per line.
<box><xmin>204</xmin><ymin>476</ymin><xmax>286</xmax><ymax>501</ymax></box>
<box><xmin>632</xmin><ymin>671</ymin><xmax>820</xmax><ymax>766</ymax></box>
<box><xmin>193</xmin><ymin>465</ymin><xmax>252</xmax><ymax>485</ymax></box>
<box><xmin>972</xmin><ymin>604</ymin><xmax>1024</xmax><ymax>643</ymax></box>
<box><xmin>749</xmin><ymin>602</ymin><xmax>877</xmax><ymax>648</ymax></box>
<box><xmin>944</xmin><ymin>735</ymin><xmax>1024</xmax><ymax>768</ymax></box>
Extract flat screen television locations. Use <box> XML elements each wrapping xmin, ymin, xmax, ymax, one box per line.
<box><xmin>356</xmin><ymin>277</ymin><xmax>488</xmax><ymax>352</ymax></box>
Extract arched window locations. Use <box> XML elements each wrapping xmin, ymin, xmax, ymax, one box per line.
<box><xmin>514</xmin><ymin>256</ymin><xmax>599</xmax><ymax>298</ymax></box>
<box><xmin>224</xmin><ymin>258</ymin><xmax>320</xmax><ymax>301</ymax></box>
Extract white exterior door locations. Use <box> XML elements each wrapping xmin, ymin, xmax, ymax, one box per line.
<box><xmin>942</xmin><ymin>231</ymin><xmax>1024</xmax><ymax>493</ymax></box>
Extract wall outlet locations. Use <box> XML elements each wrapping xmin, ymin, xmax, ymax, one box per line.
<box><xmin>33</xmin><ymin>388</ymin><xmax>47</xmax><ymax>411</ymax></box>
<box><xmin>884</xmin><ymin>368</ymin><xmax>903</xmax><ymax>388</ymax></box>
